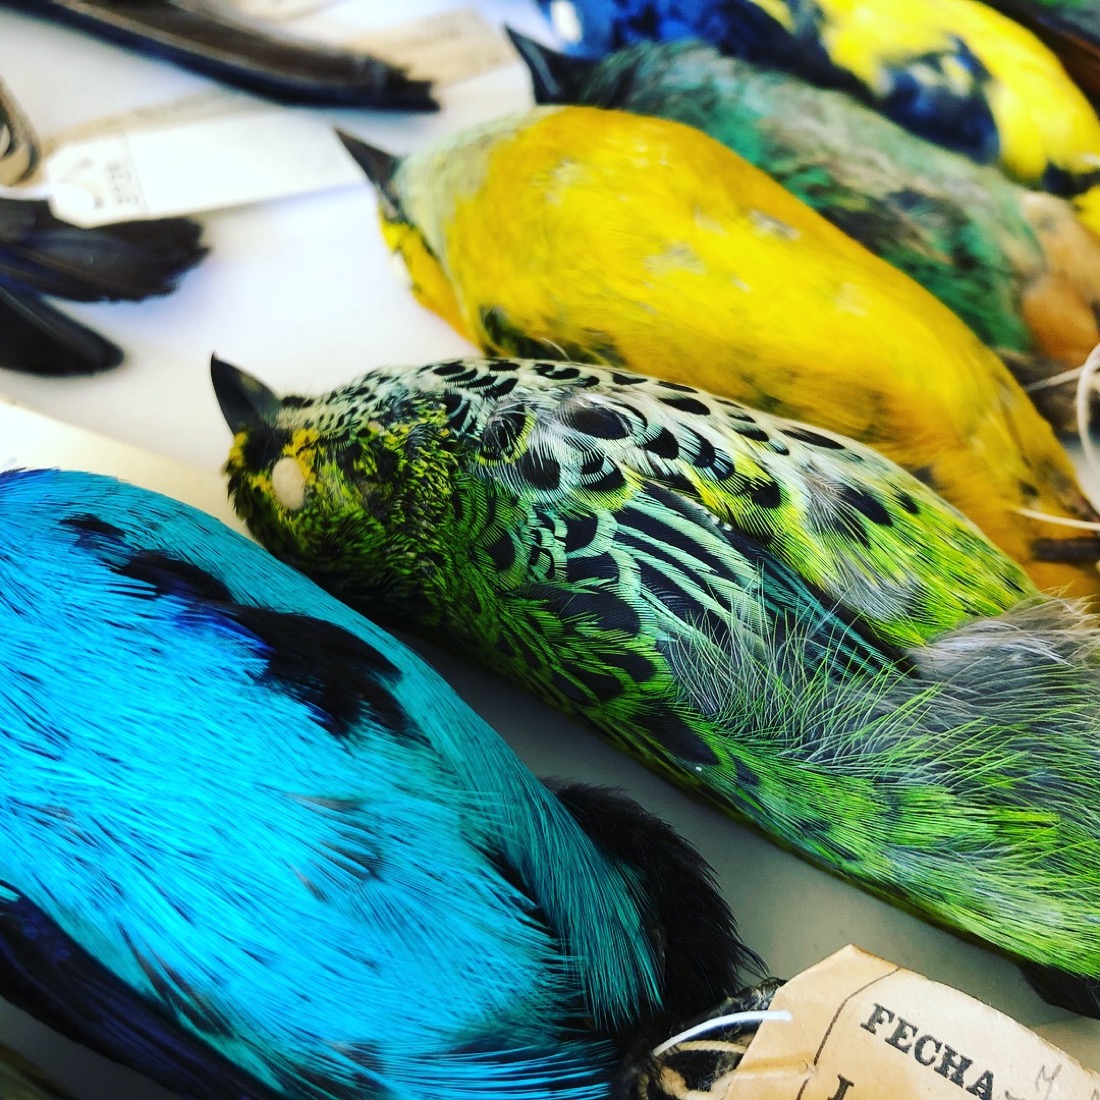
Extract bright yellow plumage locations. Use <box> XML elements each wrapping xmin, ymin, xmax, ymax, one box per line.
<box><xmin>802</xmin><ymin>0</ymin><xmax>1100</xmax><ymax>185</ymax></box>
<box><xmin>761</xmin><ymin>0</ymin><xmax>1100</xmax><ymax>233</ymax></box>
<box><xmin>343</xmin><ymin>106</ymin><xmax>1100</xmax><ymax>600</ymax></box>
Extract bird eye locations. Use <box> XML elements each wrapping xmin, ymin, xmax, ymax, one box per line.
<box><xmin>272</xmin><ymin>456</ymin><xmax>307</xmax><ymax>512</ymax></box>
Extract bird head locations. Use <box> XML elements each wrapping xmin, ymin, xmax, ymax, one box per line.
<box><xmin>335</xmin><ymin>130</ymin><xmax>469</xmax><ymax>339</ymax></box>
<box><xmin>211</xmin><ymin>355</ymin><xmax>451</xmax><ymax>614</ymax></box>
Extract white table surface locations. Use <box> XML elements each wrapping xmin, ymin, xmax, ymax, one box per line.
<box><xmin>0</xmin><ymin>3</ymin><xmax>1099</xmax><ymax>1095</ymax></box>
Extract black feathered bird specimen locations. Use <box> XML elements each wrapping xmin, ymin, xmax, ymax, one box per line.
<box><xmin>0</xmin><ymin>197</ymin><xmax>207</xmax><ymax>375</ymax></box>
<box><xmin>0</xmin><ymin>0</ymin><xmax>438</xmax><ymax>110</ymax></box>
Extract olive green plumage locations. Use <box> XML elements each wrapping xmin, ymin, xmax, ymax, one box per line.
<box><xmin>510</xmin><ymin>33</ymin><xmax>1100</xmax><ymax>428</ymax></box>
<box><xmin>215</xmin><ymin>354</ymin><xmax>1100</xmax><ymax>1017</ymax></box>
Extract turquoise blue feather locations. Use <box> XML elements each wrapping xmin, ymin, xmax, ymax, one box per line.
<box><xmin>0</xmin><ymin>466</ymin><xmax>750</xmax><ymax>1100</ymax></box>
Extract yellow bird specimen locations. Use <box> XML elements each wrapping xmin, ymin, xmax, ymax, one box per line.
<box><xmin>752</xmin><ymin>0</ymin><xmax>1100</xmax><ymax>188</ymax></box>
<box><xmin>337</xmin><ymin>107</ymin><xmax>1100</xmax><ymax>599</ymax></box>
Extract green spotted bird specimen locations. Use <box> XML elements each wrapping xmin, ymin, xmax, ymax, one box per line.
<box><xmin>507</xmin><ymin>32</ymin><xmax>1100</xmax><ymax>431</ymax></box>
<box><xmin>214</xmin><ymin>353</ymin><xmax>1100</xmax><ymax>1018</ymax></box>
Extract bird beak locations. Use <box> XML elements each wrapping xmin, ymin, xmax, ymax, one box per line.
<box><xmin>335</xmin><ymin>130</ymin><xmax>404</xmax><ymax>219</ymax></box>
<box><xmin>505</xmin><ymin>26</ymin><xmax>595</xmax><ymax>105</ymax></box>
<box><xmin>210</xmin><ymin>355</ymin><xmax>282</xmax><ymax>436</ymax></box>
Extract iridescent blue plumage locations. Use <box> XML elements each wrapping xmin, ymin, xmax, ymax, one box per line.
<box><xmin>0</xmin><ymin>467</ymin><xmax>750</xmax><ymax>1100</ymax></box>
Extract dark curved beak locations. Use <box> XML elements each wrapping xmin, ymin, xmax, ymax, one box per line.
<box><xmin>211</xmin><ymin>354</ymin><xmax>282</xmax><ymax>435</ymax></box>
<box><xmin>335</xmin><ymin>129</ymin><xmax>403</xmax><ymax>218</ymax></box>
<box><xmin>505</xmin><ymin>26</ymin><xmax>595</xmax><ymax>104</ymax></box>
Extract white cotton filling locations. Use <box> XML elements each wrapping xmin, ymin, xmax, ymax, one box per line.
<box><xmin>549</xmin><ymin>0</ymin><xmax>582</xmax><ymax>43</ymax></box>
<box><xmin>272</xmin><ymin>457</ymin><xmax>307</xmax><ymax>512</ymax></box>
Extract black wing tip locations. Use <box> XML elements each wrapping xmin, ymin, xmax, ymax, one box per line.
<box><xmin>1031</xmin><ymin>535</ymin><xmax>1100</xmax><ymax>564</ymax></box>
<box><xmin>0</xmin><ymin>206</ymin><xmax>210</xmax><ymax>303</ymax></box>
<box><xmin>370</xmin><ymin>73</ymin><xmax>440</xmax><ymax>113</ymax></box>
<box><xmin>318</xmin><ymin>65</ymin><xmax>438</xmax><ymax>112</ymax></box>
<box><xmin>0</xmin><ymin>287</ymin><xmax>124</xmax><ymax>376</ymax></box>
<box><xmin>187</xmin><ymin>56</ymin><xmax>439</xmax><ymax>112</ymax></box>
<box><xmin>108</xmin><ymin>234</ymin><xmax>210</xmax><ymax>301</ymax></box>
<box><xmin>13</xmin><ymin>0</ymin><xmax>440</xmax><ymax>111</ymax></box>
<box><xmin>210</xmin><ymin>354</ymin><xmax>282</xmax><ymax>436</ymax></box>
<box><xmin>550</xmin><ymin>782</ymin><xmax>764</xmax><ymax>1032</ymax></box>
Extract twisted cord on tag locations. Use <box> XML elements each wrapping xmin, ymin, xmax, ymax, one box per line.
<box><xmin>651</xmin><ymin>1009</ymin><xmax>793</xmax><ymax>1057</ymax></box>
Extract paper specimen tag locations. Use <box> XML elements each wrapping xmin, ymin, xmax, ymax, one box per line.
<box><xmin>719</xmin><ymin>947</ymin><xmax>1099</xmax><ymax>1099</ymax></box>
<box><xmin>224</xmin><ymin>0</ymin><xmax>342</xmax><ymax>19</ymax></box>
<box><xmin>43</xmin><ymin>99</ymin><xmax>361</xmax><ymax>226</ymax></box>
<box><xmin>39</xmin><ymin>7</ymin><xmax>514</xmax><ymax>225</ymax></box>
<box><xmin>353</xmin><ymin>8</ymin><xmax>516</xmax><ymax>84</ymax></box>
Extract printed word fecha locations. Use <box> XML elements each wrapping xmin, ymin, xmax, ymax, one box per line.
<box><xmin>859</xmin><ymin>1003</ymin><xmax>995</xmax><ymax>1099</ymax></box>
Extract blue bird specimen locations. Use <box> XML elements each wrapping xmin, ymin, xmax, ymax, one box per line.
<box><xmin>215</xmin><ymin>353</ymin><xmax>1100</xmax><ymax>1020</ymax></box>
<box><xmin>0</xmin><ymin>465</ymin><xmax>754</xmax><ymax>1100</ymax></box>
<box><xmin>0</xmin><ymin>198</ymin><xmax>207</xmax><ymax>375</ymax></box>
<box><xmin>537</xmin><ymin>0</ymin><xmax>1100</xmax><ymax>197</ymax></box>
